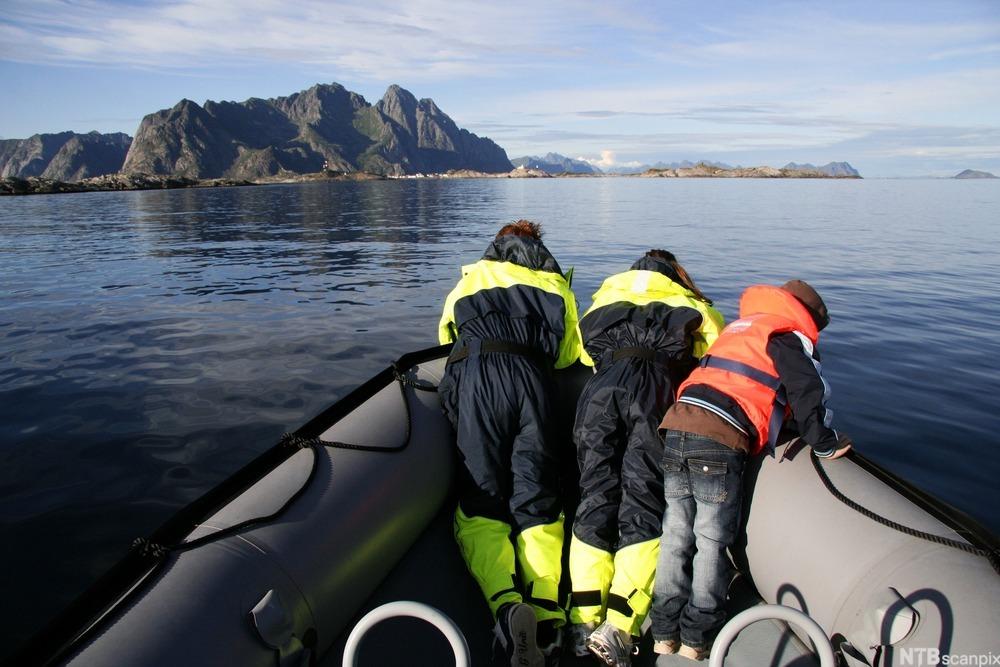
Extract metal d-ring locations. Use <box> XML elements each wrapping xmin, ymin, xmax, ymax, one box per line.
<box><xmin>709</xmin><ymin>604</ymin><xmax>836</xmax><ymax>667</ymax></box>
<box><xmin>341</xmin><ymin>601</ymin><xmax>470</xmax><ymax>667</ymax></box>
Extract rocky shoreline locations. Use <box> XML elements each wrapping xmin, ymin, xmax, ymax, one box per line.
<box><xmin>1</xmin><ymin>163</ymin><xmax>860</xmax><ymax>196</ymax></box>
<box><xmin>0</xmin><ymin>171</ymin><xmax>385</xmax><ymax>196</ymax></box>
<box><xmin>445</xmin><ymin>164</ymin><xmax>862</xmax><ymax>179</ymax></box>
<box><xmin>639</xmin><ymin>164</ymin><xmax>860</xmax><ymax>178</ymax></box>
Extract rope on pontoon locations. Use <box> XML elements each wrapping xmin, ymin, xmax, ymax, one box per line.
<box><xmin>811</xmin><ymin>453</ymin><xmax>1000</xmax><ymax>576</ymax></box>
<box><xmin>146</xmin><ymin>364</ymin><xmax>441</xmax><ymax>556</ymax></box>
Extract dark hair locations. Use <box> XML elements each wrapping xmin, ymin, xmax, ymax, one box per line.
<box><xmin>496</xmin><ymin>219</ymin><xmax>543</xmax><ymax>240</ymax></box>
<box><xmin>646</xmin><ymin>249</ymin><xmax>712</xmax><ymax>304</ymax></box>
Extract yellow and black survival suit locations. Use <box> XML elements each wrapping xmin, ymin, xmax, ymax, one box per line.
<box><xmin>568</xmin><ymin>253</ymin><xmax>724</xmax><ymax>638</ymax></box>
<box><xmin>438</xmin><ymin>232</ymin><xmax>581</xmax><ymax>627</ymax></box>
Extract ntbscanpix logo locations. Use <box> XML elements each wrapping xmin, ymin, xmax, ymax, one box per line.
<box><xmin>900</xmin><ymin>648</ymin><xmax>1000</xmax><ymax>666</ymax></box>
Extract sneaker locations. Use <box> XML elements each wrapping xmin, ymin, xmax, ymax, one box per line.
<box><xmin>494</xmin><ymin>602</ymin><xmax>544</xmax><ymax>667</ymax></box>
<box><xmin>678</xmin><ymin>644</ymin><xmax>710</xmax><ymax>661</ymax></box>
<box><xmin>586</xmin><ymin>622</ymin><xmax>636</xmax><ymax>667</ymax></box>
<box><xmin>653</xmin><ymin>638</ymin><xmax>680</xmax><ymax>655</ymax></box>
<box><xmin>566</xmin><ymin>622</ymin><xmax>597</xmax><ymax>657</ymax></box>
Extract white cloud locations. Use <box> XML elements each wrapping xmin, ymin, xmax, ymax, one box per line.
<box><xmin>929</xmin><ymin>43</ymin><xmax>1000</xmax><ymax>61</ymax></box>
<box><xmin>0</xmin><ymin>0</ymin><xmax>642</xmax><ymax>79</ymax></box>
<box><xmin>580</xmin><ymin>150</ymin><xmax>641</xmax><ymax>168</ymax></box>
<box><xmin>654</xmin><ymin>12</ymin><xmax>1000</xmax><ymax>68</ymax></box>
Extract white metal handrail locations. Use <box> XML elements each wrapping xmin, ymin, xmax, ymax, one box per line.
<box><xmin>710</xmin><ymin>604</ymin><xmax>836</xmax><ymax>667</ymax></box>
<box><xmin>341</xmin><ymin>601</ymin><xmax>470</xmax><ymax>667</ymax></box>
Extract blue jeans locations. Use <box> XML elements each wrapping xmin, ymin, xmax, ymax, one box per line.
<box><xmin>650</xmin><ymin>431</ymin><xmax>746</xmax><ymax>649</ymax></box>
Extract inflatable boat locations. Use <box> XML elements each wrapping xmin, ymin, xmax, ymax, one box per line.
<box><xmin>12</xmin><ymin>345</ymin><xmax>1000</xmax><ymax>666</ymax></box>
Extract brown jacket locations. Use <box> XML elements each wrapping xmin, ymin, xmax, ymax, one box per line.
<box><xmin>660</xmin><ymin>401</ymin><xmax>750</xmax><ymax>452</ymax></box>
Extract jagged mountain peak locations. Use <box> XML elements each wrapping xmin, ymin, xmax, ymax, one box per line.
<box><xmin>376</xmin><ymin>85</ymin><xmax>423</xmax><ymax>138</ymax></box>
<box><xmin>269</xmin><ymin>83</ymin><xmax>366</xmax><ymax>110</ymax></box>
<box><xmin>0</xmin><ymin>131</ymin><xmax>132</xmax><ymax>181</ymax></box>
<box><xmin>283</xmin><ymin>83</ymin><xmax>358</xmax><ymax>105</ymax></box>
<box><xmin>542</xmin><ymin>152</ymin><xmax>572</xmax><ymax>163</ymax></box>
<box><xmin>510</xmin><ymin>152</ymin><xmax>601</xmax><ymax>174</ymax></box>
<box><xmin>419</xmin><ymin>97</ymin><xmax>442</xmax><ymax>114</ymax></box>
<box><xmin>163</xmin><ymin>99</ymin><xmax>215</xmax><ymax>126</ymax></box>
<box><xmin>783</xmin><ymin>161</ymin><xmax>859</xmax><ymax>177</ymax></box>
<box><xmin>171</xmin><ymin>98</ymin><xmax>201</xmax><ymax>112</ymax></box>
<box><xmin>121</xmin><ymin>82</ymin><xmax>512</xmax><ymax>179</ymax></box>
<box><xmin>379</xmin><ymin>85</ymin><xmax>420</xmax><ymax>118</ymax></box>
<box><xmin>378</xmin><ymin>85</ymin><xmax>419</xmax><ymax>111</ymax></box>
<box><xmin>382</xmin><ymin>84</ymin><xmax>417</xmax><ymax>102</ymax></box>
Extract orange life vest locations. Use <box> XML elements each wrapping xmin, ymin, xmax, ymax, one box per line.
<box><xmin>676</xmin><ymin>285</ymin><xmax>820</xmax><ymax>455</ymax></box>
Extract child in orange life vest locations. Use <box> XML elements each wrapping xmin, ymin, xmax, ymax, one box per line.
<box><xmin>649</xmin><ymin>280</ymin><xmax>852</xmax><ymax>661</ymax></box>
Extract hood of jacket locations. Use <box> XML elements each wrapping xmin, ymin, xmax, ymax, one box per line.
<box><xmin>482</xmin><ymin>234</ymin><xmax>563</xmax><ymax>275</ymax></box>
<box><xmin>629</xmin><ymin>254</ymin><xmax>682</xmax><ymax>283</ymax></box>
<box><xmin>780</xmin><ymin>279</ymin><xmax>829</xmax><ymax>331</ymax></box>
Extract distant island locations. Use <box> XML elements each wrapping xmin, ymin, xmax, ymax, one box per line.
<box><xmin>511</xmin><ymin>153</ymin><xmax>601</xmax><ymax>174</ymax></box>
<box><xmin>782</xmin><ymin>161</ymin><xmax>860</xmax><ymax>177</ymax></box>
<box><xmin>640</xmin><ymin>163</ymin><xmax>860</xmax><ymax>179</ymax></box>
<box><xmin>508</xmin><ymin>153</ymin><xmax>861</xmax><ymax>178</ymax></box>
<box><xmin>954</xmin><ymin>169</ymin><xmax>997</xmax><ymax>179</ymax></box>
<box><xmin>442</xmin><ymin>162</ymin><xmax>861</xmax><ymax>179</ymax></box>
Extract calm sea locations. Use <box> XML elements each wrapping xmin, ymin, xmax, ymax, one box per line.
<box><xmin>1</xmin><ymin>178</ymin><xmax>998</xmax><ymax>647</ymax></box>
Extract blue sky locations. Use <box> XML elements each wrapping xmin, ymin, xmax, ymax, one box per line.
<box><xmin>2</xmin><ymin>0</ymin><xmax>999</xmax><ymax>176</ymax></box>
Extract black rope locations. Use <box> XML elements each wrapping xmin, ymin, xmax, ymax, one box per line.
<box><xmin>172</xmin><ymin>434</ymin><xmax>322</xmax><ymax>553</ymax></box>
<box><xmin>392</xmin><ymin>361</ymin><xmax>439</xmax><ymax>392</ymax></box>
<box><xmin>811</xmin><ymin>453</ymin><xmax>1000</xmax><ymax>575</ymax></box>
<box><xmin>130</xmin><ymin>537</ymin><xmax>168</xmax><ymax>560</ymax></box>
<box><xmin>322</xmin><ymin>369</ymin><xmax>420</xmax><ymax>452</ymax></box>
<box><xmin>132</xmin><ymin>368</ymin><xmax>440</xmax><ymax>558</ymax></box>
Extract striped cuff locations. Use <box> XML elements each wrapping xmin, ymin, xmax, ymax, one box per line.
<box><xmin>676</xmin><ymin>396</ymin><xmax>749</xmax><ymax>435</ymax></box>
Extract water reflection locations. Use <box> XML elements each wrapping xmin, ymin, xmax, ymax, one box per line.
<box><xmin>1</xmin><ymin>178</ymin><xmax>999</xmax><ymax>652</ymax></box>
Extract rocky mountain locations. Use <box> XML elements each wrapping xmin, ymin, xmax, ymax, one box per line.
<box><xmin>953</xmin><ymin>169</ymin><xmax>997</xmax><ymax>179</ymax></box>
<box><xmin>783</xmin><ymin>161</ymin><xmax>860</xmax><ymax>177</ymax></box>
<box><xmin>510</xmin><ymin>153</ymin><xmax>601</xmax><ymax>174</ymax></box>
<box><xmin>0</xmin><ymin>131</ymin><xmax>132</xmax><ymax>181</ymax></box>
<box><xmin>121</xmin><ymin>83</ymin><xmax>512</xmax><ymax>179</ymax></box>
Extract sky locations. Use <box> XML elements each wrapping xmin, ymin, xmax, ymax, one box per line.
<box><xmin>2</xmin><ymin>0</ymin><xmax>999</xmax><ymax>177</ymax></box>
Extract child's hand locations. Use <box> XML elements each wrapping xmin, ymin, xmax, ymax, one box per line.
<box><xmin>827</xmin><ymin>433</ymin><xmax>853</xmax><ymax>459</ymax></box>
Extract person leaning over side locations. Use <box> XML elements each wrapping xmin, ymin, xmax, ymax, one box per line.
<box><xmin>437</xmin><ymin>220</ymin><xmax>581</xmax><ymax>667</ymax></box>
<box><xmin>565</xmin><ymin>250</ymin><xmax>725</xmax><ymax>667</ymax></box>
<box><xmin>649</xmin><ymin>280</ymin><xmax>852</xmax><ymax>662</ymax></box>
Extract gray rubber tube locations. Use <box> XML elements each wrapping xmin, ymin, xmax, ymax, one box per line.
<box><xmin>341</xmin><ymin>601</ymin><xmax>471</xmax><ymax>667</ymax></box>
<box><xmin>709</xmin><ymin>604</ymin><xmax>836</xmax><ymax>667</ymax></box>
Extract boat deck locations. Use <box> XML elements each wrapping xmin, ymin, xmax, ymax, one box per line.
<box><xmin>321</xmin><ymin>503</ymin><xmax>820</xmax><ymax>666</ymax></box>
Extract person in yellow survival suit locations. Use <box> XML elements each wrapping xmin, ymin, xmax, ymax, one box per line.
<box><xmin>437</xmin><ymin>220</ymin><xmax>581</xmax><ymax>667</ymax></box>
<box><xmin>567</xmin><ymin>250</ymin><xmax>724</xmax><ymax>666</ymax></box>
